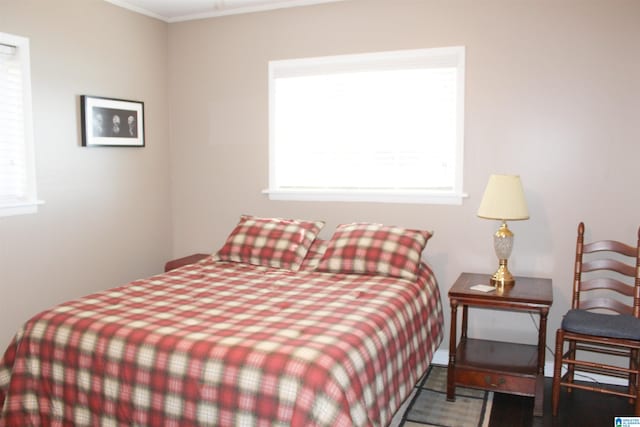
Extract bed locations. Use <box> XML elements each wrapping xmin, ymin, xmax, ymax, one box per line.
<box><xmin>0</xmin><ymin>217</ymin><xmax>443</xmax><ymax>426</ymax></box>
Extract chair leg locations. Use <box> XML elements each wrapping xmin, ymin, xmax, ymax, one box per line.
<box><xmin>635</xmin><ymin>375</ymin><xmax>640</xmax><ymax>417</ymax></box>
<box><xmin>635</xmin><ymin>360</ymin><xmax>640</xmax><ymax>417</ymax></box>
<box><xmin>552</xmin><ymin>329</ymin><xmax>564</xmax><ymax>416</ymax></box>
<box><xmin>566</xmin><ymin>339</ymin><xmax>576</xmax><ymax>393</ymax></box>
<box><xmin>633</xmin><ymin>348</ymin><xmax>640</xmax><ymax>415</ymax></box>
<box><xmin>630</xmin><ymin>348</ymin><xmax>638</xmax><ymax>405</ymax></box>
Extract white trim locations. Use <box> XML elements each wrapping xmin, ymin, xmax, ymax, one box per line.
<box><xmin>431</xmin><ymin>348</ymin><xmax>450</xmax><ymax>366</ymax></box>
<box><xmin>263</xmin><ymin>189</ymin><xmax>468</xmax><ymax>205</ymax></box>
<box><xmin>104</xmin><ymin>0</ymin><xmax>346</xmax><ymax>23</ymax></box>
<box><xmin>103</xmin><ymin>0</ymin><xmax>167</xmax><ymax>21</ymax></box>
<box><xmin>0</xmin><ymin>200</ymin><xmax>45</xmax><ymax>217</ymax></box>
<box><xmin>271</xmin><ymin>46</ymin><xmax>464</xmax><ymax>77</ymax></box>
<box><xmin>432</xmin><ymin>348</ymin><xmax>627</xmax><ymax>385</ymax></box>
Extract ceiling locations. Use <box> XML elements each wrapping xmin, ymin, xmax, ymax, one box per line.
<box><xmin>104</xmin><ymin>0</ymin><xmax>345</xmax><ymax>22</ymax></box>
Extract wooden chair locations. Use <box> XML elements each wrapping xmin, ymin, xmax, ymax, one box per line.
<box><xmin>552</xmin><ymin>222</ymin><xmax>640</xmax><ymax>416</ymax></box>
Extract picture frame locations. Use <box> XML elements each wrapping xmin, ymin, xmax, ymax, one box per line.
<box><xmin>81</xmin><ymin>95</ymin><xmax>145</xmax><ymax>147</ymax></box>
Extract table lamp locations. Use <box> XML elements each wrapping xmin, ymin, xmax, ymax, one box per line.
<box><xmin>477</xmin><ymin>174</ymin><xmax>529</xmax><ymax>286</ymax></box>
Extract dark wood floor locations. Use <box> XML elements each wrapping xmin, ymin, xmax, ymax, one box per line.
<box><xmin>489</xmin><ymin>377</ymin><xmax>635</xmax><ymax>427</ymax></box>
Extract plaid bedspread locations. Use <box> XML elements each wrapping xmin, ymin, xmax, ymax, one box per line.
<box><xmin>0</xmin><ymin>257</ymin><xmax>443</xmax><ymax>426</ymax></box>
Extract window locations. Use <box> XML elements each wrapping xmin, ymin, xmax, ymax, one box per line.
<box><xmin>267</xmin><ymin>46</ymin><xmax>465</xmax><ymax>204</ymax></box>
<box><xmin>0</xmin><ymin>32</ymin><xmax>39</xmax><ymax>216</ymax></box>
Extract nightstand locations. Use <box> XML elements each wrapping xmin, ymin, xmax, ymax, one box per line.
<box><xmin>164</xmin><ymin>253</ymin><xmax>210</xmax><ymax>272</ymax></box>
<box><xmin>447</xmin><ymin>272</ymin><xmax>553</xmax><ymax>417</ymax></box>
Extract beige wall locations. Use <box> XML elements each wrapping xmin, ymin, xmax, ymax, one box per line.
<box><xmin>167</xmin><ymin>0</ymin><xmax>640</xmax><ymax>355</ymax></box>
<box><xmin>0</xmin><ymin>0</ymin><xmax>172</xmax><ymax>347</ymax></box>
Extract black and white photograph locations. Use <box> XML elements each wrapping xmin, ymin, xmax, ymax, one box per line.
<box><xmin>81</xmin><ymin>95</ymin><xmax>144</xmax><ymax>146</ymax></box>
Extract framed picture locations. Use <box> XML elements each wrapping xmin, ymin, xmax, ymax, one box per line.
<box><xmin>81</xmin><ymin>95</ymin><xmax>144</xmax><ymax>147</ymax></box>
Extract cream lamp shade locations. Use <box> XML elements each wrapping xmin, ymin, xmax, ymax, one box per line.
<box><xmin>477</xmin><ymin>174</ymin><xmax>529</xmax><ymax>221</ymax></box>
<box><xmin>477</xmin><ymin>174</ymin><xmax>529</xmax><ymax>287</ymax></box>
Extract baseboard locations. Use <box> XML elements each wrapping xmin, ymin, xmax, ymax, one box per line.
<box><xmin>431</xmin><ymin>348</ymin><xmax>449</xmax><ymax>366</ymax></box>
<box><xmin>432</xmin><ymin>348</ymin><xmax>627</xmax><ymax>386</ymax></box>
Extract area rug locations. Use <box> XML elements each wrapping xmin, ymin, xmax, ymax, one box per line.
<box><xmin>390</xmin><ymin>365</ymin><xmax>493</xmax><ymax>427</ymax></box>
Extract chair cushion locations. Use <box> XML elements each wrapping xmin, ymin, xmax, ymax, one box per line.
<box><xmin>561</xmin><ymin>309</ymin><xmax>640</xmax><ymax>340</ymax></box>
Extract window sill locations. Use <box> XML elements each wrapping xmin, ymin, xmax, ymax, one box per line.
<box><xmin>0</xmin><ymin>200</ymin><xmax>45</xmax><ymax>217</ymax></box>
<box><xmin>263</xmin><ymin>189</ymin><xmax>467</xmax><ymax>205</ymax></box>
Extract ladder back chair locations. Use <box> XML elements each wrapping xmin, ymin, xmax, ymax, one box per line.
<box><xmin>552</xmin><ymin>222</ymin><xmax>640</xmax><ymax>416</ymax></box>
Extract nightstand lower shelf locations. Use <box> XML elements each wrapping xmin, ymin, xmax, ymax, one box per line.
<box><xmin>453</xmin><ymin>338</ymin><xmax>538</xmax><ymax>397</ymax></box>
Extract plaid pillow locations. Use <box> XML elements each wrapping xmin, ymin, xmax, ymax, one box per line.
<box><xmin>213</xmin><ymin>215</ymin><xmax>324</xmax><ymax>271</ymax></box>
<box><xmin>316</xmin><ymin>223</ymin><xmax>432</xmax><ymax>280</ymax></box>
<box><xmin>299</xmin><ymin>239</ymin><xmax>329</xmax><ymax>271</ymax></box>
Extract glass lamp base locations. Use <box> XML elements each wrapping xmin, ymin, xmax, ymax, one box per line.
<box><xmin>491</xmin><ymin>221</ymin><xmax>516</xmax><ymax>287</ymax></box>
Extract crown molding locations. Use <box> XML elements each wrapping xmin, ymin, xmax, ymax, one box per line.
<box><xmin>104</xmin><ymin>0</ymin><xmax>346</xmax><ymax>23</ymax></box>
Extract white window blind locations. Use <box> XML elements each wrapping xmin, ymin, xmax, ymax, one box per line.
<box><xmin>267</xmin><ymin>47</ymin><xmax>465</xmax><ymax>204</ymax></box>
<box><xmin>0</xmin><ymin>32</ymin><xmax>39</xmax><ymax>216</ymax></box>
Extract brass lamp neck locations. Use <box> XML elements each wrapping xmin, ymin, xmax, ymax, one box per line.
<box><xmin>495</xmin><ymin>221</ymin><xmax>514</xmax><ymax>238</ymax></box>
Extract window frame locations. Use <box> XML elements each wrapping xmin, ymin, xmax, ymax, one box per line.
<box><xmin>266</xmin><ymin>46</ymin><xmax>466</xmax><ymax>205</ymax></box>
<box><xmin>0</xmin><ymin>32</ymin><xmax>40</xmax><ymax>217</ymax></box>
